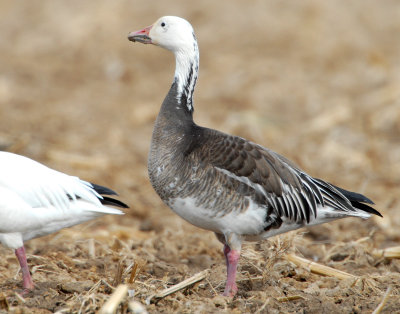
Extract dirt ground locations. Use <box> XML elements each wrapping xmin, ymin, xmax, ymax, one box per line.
<box><xmin>0</xmin><ymin>0</ymin><xmax>399</xmax><ymax>313</ymax></box>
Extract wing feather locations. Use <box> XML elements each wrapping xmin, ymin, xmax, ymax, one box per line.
<box><xmin>0</xmin><ymin>152</ymin><xmax>103</xmax><ymax>210</ymax></box>
<box><xmin>189</xmin><ymin>128</ymin><xmax>377</xmax><ymax>224</ymax></box>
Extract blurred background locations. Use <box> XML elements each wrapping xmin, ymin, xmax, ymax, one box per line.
<box><xmin>0</xmin><ymin>0</ymin><xmax>399</xmax><ymax>312</ymax></box>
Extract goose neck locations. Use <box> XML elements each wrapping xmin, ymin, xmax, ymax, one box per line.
<box><xmin>173</xmin><ymin>41</ymin><xmax>199</xmax><ymax>113</ymax></box>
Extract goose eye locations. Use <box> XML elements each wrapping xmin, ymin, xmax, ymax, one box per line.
<box><xmin>161</xmin><ymin>22</ymin><xmax>166</xmax><ymax>27</ymax></box>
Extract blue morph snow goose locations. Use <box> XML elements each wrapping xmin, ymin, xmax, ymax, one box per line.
<box><xmin>128</xmin><ymin>16</ymin><xmax>381</xmax><ymax>297</ymax></box>
<box><xmin>0</xmin><ymin>151</ymin><xmax>128</xmax><ymax>294</ymax></box>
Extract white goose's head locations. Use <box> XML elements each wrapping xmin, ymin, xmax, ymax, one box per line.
<box><xmin>128</xmin><ymin>16</ymin><xmax>199</xmax><ymax>112</ymax></box>
<box><xmin>128</xmin><ymin>16</ymin><xmax>196</xmax><ymax>54</ymax></box>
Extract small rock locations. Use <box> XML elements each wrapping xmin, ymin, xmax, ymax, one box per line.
<box><xmin>59</xmin><ymin>281</ymin><xmax>93</xmax><ymax>294</ymax></box>
<box><xmin>213</xmin><ymin>295</ymin><xmax>228</xmax><ymax>307</ymax></box>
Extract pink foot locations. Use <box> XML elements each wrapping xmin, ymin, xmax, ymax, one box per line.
<box><xmin>223</xmin><ymin>282</ymin><xmax>238</xmax><ymax>297</ymax></box>
<box><xmin>15</xmin><ymin>246</ymin><xmax>34</xmax><ymax>292</ymax></box>
<box><xmin>222</xmin><ymin>245</ymin><xmax>240</xmax><ymax>297</ymax></box>
<box><xmin>19</xmin><ymin>288</ymin><xmax>34</xmax><ymax>297</ymax></box>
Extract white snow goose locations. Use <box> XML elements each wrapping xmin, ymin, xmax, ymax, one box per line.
<box><xmin>0</xmin><ymin>151</ymin><xmax>128</xmax><ymax>294</ymax></box>
<box><xmin>128</xmin><ymin>16</ymin><xmax>382</xmax><ymax>297</ymax></box>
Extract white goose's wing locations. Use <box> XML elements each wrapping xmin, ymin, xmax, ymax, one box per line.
<box><xmin>0</xmin><ymin>151</ymin><xmax>101</xmax><ymax>210</ymax></box>
<box><xmin>0</xmin><ymin>152</ymin><xmax>125</xmax><ymax>241</ymax></box>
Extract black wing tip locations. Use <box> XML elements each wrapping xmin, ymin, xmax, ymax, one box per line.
<box><xmin>331</xmin><ymin>184</ymin><xmax>375</xmax><ymax>205</ymax></box>
<box><xmin>90</xmin><ymin>183</ymin><xmax>129</xmax><ymax>208</ymax></box>
<box><xmin>357</xmin><ymin>195</ymin><xmax>374</xmax><ymax>205</ymax></box>
<box><xmin>90</xmin><ymin>183</ymin><xmax>118</xmax><ymax>196</ymax></box>
<box><xmin>101</xmin><ymin>196</ymin><xmax>129</xmax><ymax>209</ymax></box>
<box><xmin>318</xmin><ymin>181</ymin><xmax>381</xmax><ymax>217</ymax></box>
<box><xmin>373</xmin><ymin>208</ymin><xmax>383</xmax><ymax>218</ymax></box>
<box><xmin>350</xmin><ymin>200</ymin><xmax>382</xmax><ymax>218</ymax></box>
<box><xmin>332</xmin><ymin>185</ymin><xmax>381</xmax><ymax>217</ymax></box>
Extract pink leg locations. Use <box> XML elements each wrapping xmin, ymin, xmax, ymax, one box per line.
<box><xmin>222</xmin><ymin>246</ymin><xmax>240</xmax><ymax>297</ymax></box>
<box><xmin>223</xmin><ymin>244</ymin><xmax>230</xmax><ymax>267</ymax></box>
<box><xmin>15</xmin><ymin>246</ymin><xmax>34</xmax><ymax>292</ymax></box>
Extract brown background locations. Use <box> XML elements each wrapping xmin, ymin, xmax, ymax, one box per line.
<box><xmin>0</xmin><ymin>0</ymin><xmax>399</xmax><ymax>312</ymax></box>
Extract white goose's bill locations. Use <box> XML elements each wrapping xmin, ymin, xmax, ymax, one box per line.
<box><xmin>128</xmin><ymin>25</ymin><xmax>152</xmax><ymax>44</ymax></box>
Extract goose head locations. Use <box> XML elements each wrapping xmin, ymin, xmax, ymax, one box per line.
<box><xmin>128</xmin><ymin>16</ymin><xmax>199</xmax><ymax>110</ymax></box>
<box><xmin>128</xmin><ymin>16</ymin><xmax>196</xmax><ymax>53</ymax></box>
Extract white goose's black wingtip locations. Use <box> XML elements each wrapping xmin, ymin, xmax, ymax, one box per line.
<box><xmin>90</xmin><ymin>183</ymin><xmax>129</xmax><ymax>208</ymax></box>
<box><xmin>100</xmin><ymin>196</ymin><xmax>129</xmax><ymax>209</ymax></box>
<box><xmin>91</xmin><ymin>183</ymin><xmax>118</xmax><ymax>196</ymax></box>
